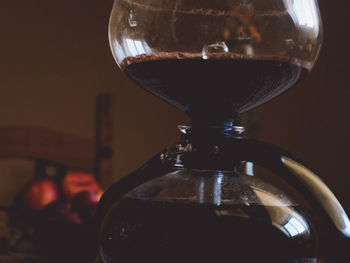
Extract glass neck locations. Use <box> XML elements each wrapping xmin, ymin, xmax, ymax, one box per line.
<box><xmin>161</xmin><ymin>122</ymin><xmax>245</xmax><ymax>170</ymax></box>
<box><xmin>186</xmin><ymin>104</ymin><xmax>241</xmax><ymax>139</ymax></box>
<box><xmin>181</xmin><ymin>115</ymin><xmax>244</xmax><ymax>147</ymax></box>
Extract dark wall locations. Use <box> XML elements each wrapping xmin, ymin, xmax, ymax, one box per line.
<box><xmin>258</xmin><ymin>0</ymin><xmax>350</xmax><ymax>210</ymax></box>
<box><xmin>0</xmin><ymin>0</ymin><xmax>187</xmax><ymax>185</ymax></box>
<box><xmin>0</xmin><ymin>1</ymin><xmax>349</xmax><ymax>211</ymax></box>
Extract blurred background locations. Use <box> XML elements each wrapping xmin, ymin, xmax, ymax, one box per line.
<box><xmin>0</xmin><ymin>0</ymin><xmax>349</xmax><ymax>216</ymax></box>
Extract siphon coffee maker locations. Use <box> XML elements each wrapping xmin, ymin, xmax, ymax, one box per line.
<box><xmin>97</xmin><ymin>0</ymin><xmax>350</xmax><ymax>262</ymax></box>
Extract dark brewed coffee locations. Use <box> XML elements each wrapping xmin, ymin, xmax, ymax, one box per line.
<box><xmin>100</xmin><ymin>198</ymin><xmax>317</xmax><ymax>263</ymax></box>
<box><xmin>121</xmin><ymin>52</ymin><xmax>309</xmax><ymax>115</ymax></box>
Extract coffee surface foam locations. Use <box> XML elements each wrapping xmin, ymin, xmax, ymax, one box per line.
<box><xmin>120</xmin><ymin>52</ymin><xmax>312</xmax><ymax>71</ymax></box>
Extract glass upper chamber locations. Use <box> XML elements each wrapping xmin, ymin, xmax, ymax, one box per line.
<box><xmin>109</xmin><ymin>0</ymin><xmax>323</xmax><ymax>114</ymax></box>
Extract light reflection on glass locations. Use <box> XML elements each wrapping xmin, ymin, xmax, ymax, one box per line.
<box><xmin>284</xmin><ymin>0</ymin><xmax>320</xmax><ymax>36</ymax></box>
<box><xmin>110</xmin><ymin>39</ymin><xmax>125</xmax><ymax>66</ymax></box>
<box><xmin>213</xmin><ymin>172</ymin><xmax>224</xmax><ymax>205</ymax></box>
<box><xmin>284</xmin><ymin>216</ymin><xmax>307</xmax><ymax>237</ymax></box>
<box><xmin>245</xmin><ymin>162</ymin><xmax>254</xmax><ymax>176</ymax></box>
<box><xmin>253</xmin><ymin>186</ymin><xmax>310</xmax><ymax>238</ymax></box>
<box><xmin>282</xmin><ymin>156</ymin><xmax>350</xmax><ymax>238</ymax></box>
<box><xmin>122</xmin><ymin>38</ymin><xmax>153</xmax><ymax>57</ymax></box>
<box><xmin>197</xmin><ymin>177</ymin><xmax>206</xmax><ymax>204</ymax></box>
<box><xmin>111</xmin><ymin>38</ymin><xmax>153</xmax><ymax>62</ymax></box>
<box><xmin>343</xmin><ymin>213</ymin><xmax>350</xmax><ymax>236</ymax></box>
<box><xmin>128</xmin><ymin>10</ymin><xmax>138</xmax><ymax>27</ymax></box>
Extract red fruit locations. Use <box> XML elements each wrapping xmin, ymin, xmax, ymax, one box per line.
<box><xmin>23</xmin><ymin>179</ymin><xmax>60</xmax><ymax>210</ymax></box>
<box><xmin>41</xmin><ymin>201</ymin><xmax>82</xmax><ymax>224</ymax></box>
<box><xmin>97</xmin><ymin>188</ymin><xmax>104</xmax><ymax>201</ymax></box>
<box><xmin>61</xmin><ymin>172</ymin><xmax>101</xmax><ymax>201</ymax></box>
<box><xmin>71</xmin><ymin>191</ymin><xmax>100</xmax><ymax>221</ymax></box>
